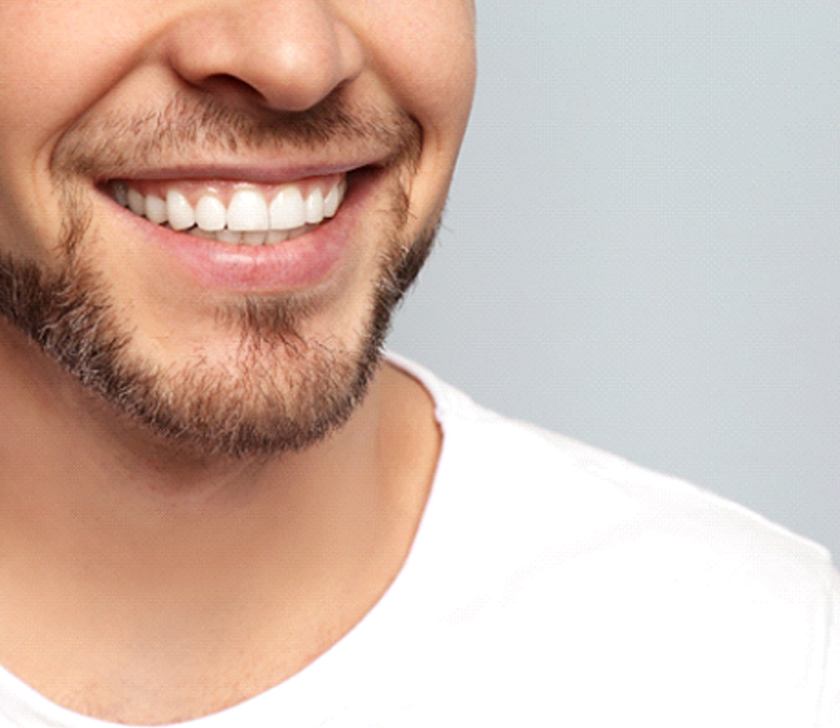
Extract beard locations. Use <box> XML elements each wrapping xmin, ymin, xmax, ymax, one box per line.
<box><xmin>0</xmin><ymin>92</ymin><xmax>437</xmax><ymax>461</ymax></box>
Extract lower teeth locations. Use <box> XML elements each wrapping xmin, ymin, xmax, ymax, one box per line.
<box><xmin>176</xmin><ymin>224</ymin><xmax>315</xmax><ymax>245</ymax></box>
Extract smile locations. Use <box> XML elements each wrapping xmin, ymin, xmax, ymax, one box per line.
<box><xmin>97</xmin><ymin>165</ymin><xmax>382</xmax><ymax>292</ymax></box>
<box><xmin>108</xmin><ymin>174</ymin><xmax>347</xmax><ymax>247</ymax></box>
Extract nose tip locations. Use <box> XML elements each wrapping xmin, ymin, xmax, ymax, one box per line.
<box><xmin>164</xmin><ymin>1</ymin><xmax>365</xmax><ymax>113</ymax></box>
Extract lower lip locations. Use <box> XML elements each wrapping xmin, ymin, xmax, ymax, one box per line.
<box><xmin>111</xmin><ymin>168</ymin><xmax>379</xmax><ymax>293</ymax></box>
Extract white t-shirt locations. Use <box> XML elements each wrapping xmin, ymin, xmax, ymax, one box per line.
<box><xmin>1</xmin><ymin>352</ymin><xmax>838</xmax><ymax>727</ymax></box>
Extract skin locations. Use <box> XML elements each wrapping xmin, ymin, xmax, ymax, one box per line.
<box><xmin>0</xmin><ymin>0</ymin><xmax>476</xmax><ymax>723</ymax></box>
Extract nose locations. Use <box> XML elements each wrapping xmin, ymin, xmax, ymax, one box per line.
<box><xmin>162</xmin><ymin>0</ymin><xmax>365</xmax><ymax>112</ymax></box>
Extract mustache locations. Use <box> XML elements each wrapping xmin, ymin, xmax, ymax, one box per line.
<box><xmin>51</xmin><ymin>89</ymin><xmax>422</xmax><ymax>180</ymax></box>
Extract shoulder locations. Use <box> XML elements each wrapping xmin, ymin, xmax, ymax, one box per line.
<box><xmin>389</xmin><ymin>351</ymin><xmax>834</xmax><ymax>592</ymax></box>
<box><xmin>433</xmin><ymin>369</ymin><xmax>832</xmax><ymax>582</ymax></box>
<box><xmin>391</xmin><ymin>354</ymin><xmax>840</xmax><ymax>724</ymax></box>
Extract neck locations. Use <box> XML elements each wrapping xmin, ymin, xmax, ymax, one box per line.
<box><xmin>0</xmin><ymin>319</ymin><xmax>384</xmax><ymax>556</ymax></box>
<box><xmin>0</xmin><ymin>320</ymin><xmax>440</xmax><ymax>713</ymax></box>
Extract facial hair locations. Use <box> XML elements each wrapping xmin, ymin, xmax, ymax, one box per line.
<box><xmin>0</xmin><ymin>91</ymin><xmax>437</xmax><ymax>460</ymax></box>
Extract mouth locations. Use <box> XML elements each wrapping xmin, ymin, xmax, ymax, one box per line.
<box><xmin>97</xmin><ymin>165</ymin><xmax>382</xmax><ymax>292</ymax></box>
<box><xmin>105</xmin><ymin>172</ymin><xmax>348</xmax><ymax>247</ymax></box>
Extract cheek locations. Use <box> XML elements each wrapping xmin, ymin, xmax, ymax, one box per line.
<box><xmin>0</xmin><ymin>3</ymin><xmax>144</xmax><ymax>254</ymax></box>
<box><xmin>353</xmin><ymin>2</ymin><xmax>476</xmax><ymax>140</ymax></box>
<box><xmin>365</xmin><ymin>4</ymin><xmax>476</xmax><ymax>223</ymax></box>
<box><xmin>0</xmin><ymin>3</ymin><xmax>144</xmax><ymax>163</ymax></box>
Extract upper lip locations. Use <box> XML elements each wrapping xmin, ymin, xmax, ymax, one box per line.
<box><xmin>101</xmin><ymin>157</ymin><xmax>383</xmax><ymax>186</ymax></box>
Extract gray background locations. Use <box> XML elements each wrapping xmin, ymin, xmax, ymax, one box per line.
<box><xmin>388</xmin><ymin>1</ymin><xmax>840</xmax><ymax>559</ymax></box>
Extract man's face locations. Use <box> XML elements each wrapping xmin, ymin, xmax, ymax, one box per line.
<box><xmin>0</xmin><ymin>1</ymin><xmax>476</xmax><ymax>458</ymax></box>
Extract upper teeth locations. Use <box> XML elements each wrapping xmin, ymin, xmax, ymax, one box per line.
<box><xmin>112</xmin><ymin>176</ymin><xmax>347</xmax><ymax>245</ymax></box>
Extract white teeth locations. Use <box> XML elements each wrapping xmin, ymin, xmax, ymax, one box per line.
<box><xmin>118</xmin><ymin>174</ymin><xmax>348</xmax><ymax>245</ymax></box>
<box><xmin>242</xmin><ymin>230</ymin><xmax>266</xmax><ymax>246</ymax></box>
<box><xmin>145</xmin><ymin>195</ymin><xmax>168</xmax><ymax>224</ymax></box>
<box><xmin>267</xmin><ymin>229</ymin><xmax>289</xmax><ymax>244</ymax></box>
<box><xmin>227</xmin><ymin>189</ymin><xmax>269</xmax><ymax>231</ymax></box>
<box><xmin>166</xmin><ymin>190</ymin><xmax>195</xmax><ymax>231</ymax></box>
<box><xmin>128</xmin><ymin>188</ymin><xmax>145</xmax><ymax>216</ymax></box>
<box><xmin>305</xmin><ymin>187</ymin><xmax>324</xmax><ymax>224</ymax></box>
<box><xmin>188</xmin><ymin>227</ymin><xmax>215</xmax><ymax>239</ymax></box>
<box><xmin>164</xmin><ymin>222</ymin><xmax>313</xmax><ymax>244</ymax></box>
<box><xmin>323</xmin><ymin>183</ymin><xmax>340</xmax><ymax>218</ymax></box>
<box><xmin>286</xmin><ymin>225</ymin><xmax>308</xmax><ymax>239</ymax></box>
<box><xmin>216</xmin><ymin>229</ymin><xmax>242</xmax><ymax>244</ymax></box>
<box><xmin>269</xmin><ymin>186</ymin><xmax>306</xmax><ymax>231</ymax></box>
<box><xmin>194</xmin><ymin>195</ymin><xmax>226</xmax><ymax>232</ymax></box>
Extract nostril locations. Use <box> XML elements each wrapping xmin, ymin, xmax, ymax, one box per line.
<box><xmin>197</xmin><ymin>73</ymin><xmax>266</xmax><ymax>105</ymax></box>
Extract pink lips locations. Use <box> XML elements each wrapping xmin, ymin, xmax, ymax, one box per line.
<box><xmin>111</xmin><ymin>168</ymin><xmax>379</xmax><ymax>293</ymax></box>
